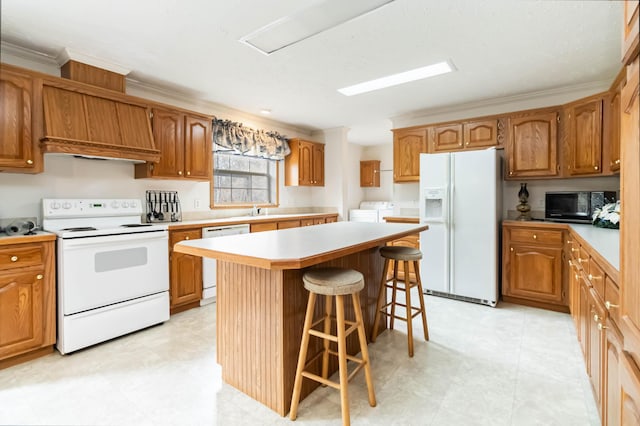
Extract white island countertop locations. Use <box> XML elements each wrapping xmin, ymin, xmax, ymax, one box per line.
<box><xmin>174</xmin><ymin>221</ymin><xmax>428</xmax><ymax>270</ymax></box>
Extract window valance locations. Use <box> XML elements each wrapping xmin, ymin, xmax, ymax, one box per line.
<box><xmin>212</xmin><ymin>119</ymin><xmax>291</xmax><ymax>160</ymax></box>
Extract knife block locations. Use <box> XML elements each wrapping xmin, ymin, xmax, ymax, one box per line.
<box><xmin>145</xmin><ymin>190</ymin><xmax>182</xmax><ymax>223</ymax></box>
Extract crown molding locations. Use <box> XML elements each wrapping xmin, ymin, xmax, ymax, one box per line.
<box><xmin>0</xmin><ymin>41</ymin><xmax>314</xmax><ymax>137</ymax></box>
<box><xmin>390</xmin><ymin>79</ymin><xmax>612</xmax><ymax>128</ymax></box>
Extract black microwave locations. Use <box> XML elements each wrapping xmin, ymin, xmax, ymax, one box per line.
<box><xmin>545</xmin><ymin>191</ymin><xmax>617</xmax><ymax>223</ymax></box>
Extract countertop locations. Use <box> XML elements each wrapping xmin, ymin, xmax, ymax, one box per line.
<box><xmin>174</xmin><ymin>221</ymin><xmax>428</xmax><ymax>270</ymax></box>
<box><xmin>0</xmin><ymin>231</ymin><xmax>56</xmax><ymax>246</ymax></box>
<box><xmin>503</xmin><ymin>220</ymin><xmax>619</xmax><ymax>272</ymax></box>
<box><xmin>164</xmin><ymin>212</ymin><xmax>338</xmax><ymax>230</ymax></box>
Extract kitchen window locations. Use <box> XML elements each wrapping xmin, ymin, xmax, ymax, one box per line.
<box><xmin>211</xmin><ymin>151</ymin><xmax>279</xmax><ymax>207</ymax></box>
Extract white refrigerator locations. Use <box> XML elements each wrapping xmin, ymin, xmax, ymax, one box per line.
<box><xmin>419</xmin><ymin>148</ymin><xmax>501</xmax><ymax>307</ymax></box>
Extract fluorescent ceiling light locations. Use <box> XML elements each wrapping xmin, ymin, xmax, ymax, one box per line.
<box><xmin>240</xmin><ymin>0</ymin><xmax>395</xmax><ymax>55</ymax></box>
<box><xmin>338</xmin><ymin>61</ymin><xmax>456</xmax><ymax>96</ymax></box>
<box><xmin>260</xmin><ymin>109</ymin><xmax>272</xmax><ymax>115</ymax></box>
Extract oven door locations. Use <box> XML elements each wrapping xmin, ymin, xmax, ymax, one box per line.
<box><xmin>58</xmin><ymin>231</ymin><xmax>169</xmax><ymax>315</ymax></box>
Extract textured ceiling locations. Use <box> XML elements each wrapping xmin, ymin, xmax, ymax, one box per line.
<box><xmin>0</xmin><ymin>0</ymin><xmax>623</xmax><ymax>145</ymax></box>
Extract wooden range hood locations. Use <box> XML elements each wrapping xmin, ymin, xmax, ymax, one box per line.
<box><xmin>40</xmin><ymin>60</ymin><xmax>160</xmax><ymax>163</ymax></box>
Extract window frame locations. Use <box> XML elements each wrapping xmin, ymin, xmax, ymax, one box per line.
<box><xmin>210</xmin><ymin>152</ymin><xmax>280</xmax><ymax>209</ymax></box>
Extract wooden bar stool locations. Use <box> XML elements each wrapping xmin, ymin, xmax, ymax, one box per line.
<box><xmin>290</xmin><ymin>267</ymin><xmax>376</xmax><ymax>426</ymax></box>
<box><xmin>371</xmin><ymin>246</ymin><xmax>429</xmax><ymax>357</ymax></box>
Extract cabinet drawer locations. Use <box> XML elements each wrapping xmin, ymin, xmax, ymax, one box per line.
<box><xmin>300</xmin><ymin>219</ymin><xmax>315</xmax><ymax>227</ymax></box>
<box><xmin>0</xmin><ymin>244</ymin><xmax>45</xmax><ymax>270</ymax></box>
<box><xmin>509</xmin><ymin>228</ymin><xmax>563</xmax><ymax>245</ymax></box>
<box><xmin>605</xmin><ymin>276</ymin><xmax>620</xmax><ymax>327</ymax></box>
<box><xmin>278</xmin><ymin>220</ymin><xmax>300</xmax><ymax>230</ymax></box>
<box><xmin>169</xmin><ymin>229</ymin><xmax>202</xmax><ymax>247</ymax></box>
<box><xmin>578</xmin><ymin>247</ymin><xmax>591</xmax><ymax>272</ymax></box>
<box><xmin>588</xmin><ymin>259</ymin><xmax>605</xmax><ymax>299</ymax></box>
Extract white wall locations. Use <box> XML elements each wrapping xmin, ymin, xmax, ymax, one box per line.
<box><xmin>0</xmin><ymin>46</ymin><xmax>318</xmax><ymax>222</ymax></box>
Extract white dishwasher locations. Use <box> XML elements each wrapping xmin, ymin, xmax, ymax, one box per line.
<box><xmin>201</xmin><ymin>224</ymin><xmax>250</xmax><ymax>305</ymax></box>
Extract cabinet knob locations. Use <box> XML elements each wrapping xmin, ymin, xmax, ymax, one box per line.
<box><xmin>510</xmin><ymin>247</ymin><xmax>514</xmax><ymax>252</ymax></box>
<box><xmin>10</xmin><ymin>256</ymin><xmax>18</xmax><ymax>262</ymax></box>
<box><xmin>36</xmin><ymin>274</ymin><xmax>43</xmax><ymax>280</ymax></box>
<box><xmin>593</xmin><ymin>314</ymin><xmax>599</xmax><ymax>322</ymax></box>
<box><xmin>187</xmin><ymin>171</ymin><xmax>191</xmax><ymax>176</ymax></box>
<box><xmin>571</xmin><ymin>247</ymin><xmax>576</xmax><ymax>252</ymax></box>
<box><xmin>185</xmin><ymin>236</ymin><xmax>190</xmax><ymax>240</ymax></box>
<box><xmin>588</xmin><ymin>274</ymin><xmax>593</xmax><ymax>280</ymax></box>
<box><xmin>594</xmin><ymin>166</ymin><xmax>599</xmax><ymax>171</ymax></box>
<box><xmin>597</xmin><ymin>323</ymin><xmax>607</xmax><ymax>331</ymax></box>
<box><xmin>568</xmin><ymin>260</ymin><xmax>573</xmax><ymax>266</ymax></box>
<box><xmin>615</xmin><ymin>159</ymin><xmax>620</xmax><ymax>165</ymax></box>
<box><xmin>509</xmin><ymin>171</ymin><xmax>514</xmax><ymax>176</ymax></box>
<box><xmin>26</xmin><ymin>159</ymin><xmax>33</xmax><ymax>165</ymax></box>
<box><xmin>533</xmin><ymin>234</ymin><xmax>537</xmax><ymax>239</ymax></box>
<box><xmin>575</xmin><ymin>274</ymin><xmax>579</xmax><ymax>279</ymax></box>
<box><xmin>178</xmin><ymin>171</ymin><xmax>183</xmax><ymax>176</ymax></box>
<box><xmin>605</xmin><ymin>301</ymin><xmax>619</xmax><ymax>309</ymax></box>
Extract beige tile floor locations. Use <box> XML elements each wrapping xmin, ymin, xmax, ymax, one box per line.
<box><xmin>0</xmin><ymin>295</ymin><xmax>599</xmax><ymax>426</ymax></box>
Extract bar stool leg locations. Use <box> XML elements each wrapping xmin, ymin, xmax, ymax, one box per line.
<box><xmin>290</xmin><ymin>292</ymin><xmax>317</xmax><ymax>420</ymax></box>
<box><xmin>414</xmin><ymin>261</ymin><xmax>429</xmax><ymax>341</ymax></box>
<box><xmin>352</xmin><ymin>292</ymin><xmax>377</xmax><ymax>407</ymax></box>
<box><xmin>335</xmin><ymin>295</ymin><xmax>351</xmax><ymax>426</ymax></box>
<box><xmin>404</xmin><ymin>260</ymin><xmax>415</xmax><ymax>357</ymax></box>
<box><xmin>389</xmin><ymin>260</ymin><xmax>399</xmax><ymax>330</ymax></box>
<box><xmin>371</xmin><ymin>258</ymin><xmax>390</xmax><ymax>342</ymax></box>
<box><xmin>322</xmin><ymin>295</ymin><xmax>333</xmax><ymax>381</ymax></box>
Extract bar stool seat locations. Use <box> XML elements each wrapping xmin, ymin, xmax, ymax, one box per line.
<box><xmin>372</xmin><ymin>246</ymin><xmax>429</xmax><ymax>357</ymax></box>
<box><xmin>290</xmin><ymin>267</ymin><xmax>376</xmax><ymax>426</ymax></box>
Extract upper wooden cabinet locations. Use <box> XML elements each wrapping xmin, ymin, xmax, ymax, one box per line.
<box><xmin>0</xmin><ymin>67</ymin><xmax>42</xmax><ymax>173</ymax></box>
<box><xmin>506</xmin><ymin>110</ymin><xmax>559</xmax><ymax>178</ymax></box>
<box><xmin>623</xmin><ymin>0</ymin><xmax>639</xmax><ymax>65</ymax></box>
<box><xmin>566</xmin><ymin>97</ymin><xmax>603</xmax><ymax>176</ymax></box>
<box><xmin>431</xmin><ymin>124</ymin><xmax>463</xmax><ymax>152</ymax></box>
<box><xmin>393</xmin><ymin>128</ymin><xmax>427</xmax><ymax>182</ymax></box>
<box><xmin>360</xmin><ymin>160</ymin><xmax>380</xmax><ymax>187</ymax></box>
<box><xmin>135</xmin><ymin>108</ymin><xmax>212</xmax><ymax>181</ymax></box>
<box><xmin>285</xmin><ymin>138</ymin><xmax>324</xmax><ymax>186</ymax></box>
<box><xmin>608</xmin><ymin>86</ymin><xmax>622</xmax><ymax>172</ymax></box>
<box><xmin>430</xmin><ymin>119</ymin><xmax>500</xmax><ymax>153</ymax></box>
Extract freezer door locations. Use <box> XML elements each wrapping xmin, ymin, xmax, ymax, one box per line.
<box><xmin>419</xmin><ymin>153</ymin><xmax>450</xmax><ymax>294</ymax></box>
<box><xmin>450</xmin><ymin>149</ymin><xmax>498</xmax><ymax>304</ymax></box>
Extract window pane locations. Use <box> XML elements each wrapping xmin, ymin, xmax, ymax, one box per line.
<box><xmin>212</xmin><ymin>152</ymin><xmax>278</xmax><ymax>206</ymax></box>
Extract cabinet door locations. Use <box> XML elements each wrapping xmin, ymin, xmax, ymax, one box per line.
<box><xmin>184</xmin><ymin>115</ymin><xmax>211</xmax><ymax>180</ymax></box>
<box><xmin>568</xmin><ymin>99</ymin><xmax>603</xmax><ymax>175</ymax></box>
<box><xmin>580</xmin><ymin>278</ymin><xmax>590</xmax><ymax>361</ymax></box>
<box><xmin>609</xmin><ymin>90</ymin><xmax>621</xmax><ymax>172</ymax></box>
<box><xmin>622</xmin><ymin>0</ymin><xmax>639</xmax><ymax>64</ymax></box>
<box><xmin>621</xmin><ymin>57</ymin><xmax>639</xmax><ymax>366</ymax></box>
<box><xmin>507</xmin><ymin>243</ymin><xmax>563</xmax><ymax>303</ymax></box>
<box><xmin>393</xmin><ymin>129</ymin><xmax>427</xmax><ymax>182</ymax></box>
<box><xmin>0</xmin><ymin>270</ymin><xmax>45</xmax><ymax>358</ymax></box>
<box><xmin>432</xmin><ymin>124</ymin><xmax>463</xmax><ymax>152</ymax></box>
<box><xmin>506</xmin><ymin>112</ymin><xmax>558</xmax><ymax>178</ymax></box>
<box><xmin>312</xmin><ymin>143</ymin><xmax>324</xmax><ymax>186</ymax></box>
<box><xmin>169</xmin><ymin>229</ymin><xmax>202</xmax><ymax>308</ymax></box>
<box><xmin>464</xmin><ymin>120</ymin><xmax>498</xmax><ymax>149</ymax></box>
<box><xmin>589</xmin><ymin>289</ymin><xmax>605</xmax><ymax>416</ymax></box>
<box><xmin>0</xmin><ymin>69</ymin><xmax>35</xmax><ymax>171</ymax></box>
<box><xmin>606</xmin><ymin>325</ymin><xmax>623</xmax><ymax>426</ymax></box>
<box><xmin>152</xmin><ymin>109</ymin><xmax>185</xmax><ymax>178</ymax></box>
<box><xmin>298</xmin><ymin>141</ymin><xmax>314</xmax><ymax>185</ymax></box>
<box><xmin>569</xmin><ymin>259</ymin><xmax>581</xmax><ymax>331</ymax></box>
<box><xmin>360</xmin><ymin>160</ymin><xmax>380</xmax><ymax>187</ymax></box>
<box><xmin>250</xmin><ymin>222</ymin><xmax>278</xmax><ymax>233</ymax></box>
<box><xmin>620</xmin><ymin>351</ymin><xmax>640</xmax><ymax>426</ymax></box>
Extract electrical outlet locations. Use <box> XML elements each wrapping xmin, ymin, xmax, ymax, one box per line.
<box><xmin>194</xmin><ymin>199</ymin><xmax>201</xmax><ymax>209</ymax></box>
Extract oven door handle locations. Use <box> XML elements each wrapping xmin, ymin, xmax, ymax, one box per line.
<box><xmin>61</xmin><ymin>231</ymin><xmax>169</xmax><ymax>248</ymax></box>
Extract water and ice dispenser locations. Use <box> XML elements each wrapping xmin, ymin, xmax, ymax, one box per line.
<box><xmin>422</xmin><ymin>187</ymin><xmax>447</xmax><ymax>222</ymax></box>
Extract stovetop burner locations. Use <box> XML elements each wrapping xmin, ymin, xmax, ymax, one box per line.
<box><xmin>62</xmin><ymin>227</ymin><xmax>97</xmax><ymax>232</ymax></box>
<box><xmin>121</xmin><ymin>224</ymin><xmax>152</xmax><ymax>228</ymax></box>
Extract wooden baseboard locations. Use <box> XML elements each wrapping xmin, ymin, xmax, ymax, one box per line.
<box><xmin>170</xmin><ymin>300</ymin><xmax>201</xmax><ymax>315</ymax></box>
<box><xmin>502</xmin><ymin>295</ymin><xmax>570</xmax><ymax>313</ymax></box>
<box><xmin>0</xmin><ymin>346</ymin><xmax>54</xmax><ymax>370</ymax></box>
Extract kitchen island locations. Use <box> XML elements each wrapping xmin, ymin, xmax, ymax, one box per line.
<box><xmin>174</xmin><ymin>221</ymin><xmax>428</xmax><ymax>415</ymax></box>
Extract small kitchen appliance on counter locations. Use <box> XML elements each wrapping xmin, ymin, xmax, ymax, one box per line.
<box><xmin>146</xmin><ymin>190</ymin><xmax>182</xmax><ymax>223</ymax></box>
<box><xmin>545</xmin><ymin>191</ymin><xmax>617</xmax><ymax>223</ymax></box>
<box><xmin>42</xmin><ymin>198</ymin><xmax>169</xmax><ymax>354</ymax></box>
<box><xmin>0</xmin><ymin>217</ymin><xmax>38</xmax><ymax>236</ymax></box>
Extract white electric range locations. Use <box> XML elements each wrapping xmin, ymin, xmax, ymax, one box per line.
<box><xmin>42</xmin><ymin>198</ymin><xmax>170</xmax><ymax>354</ymax></box>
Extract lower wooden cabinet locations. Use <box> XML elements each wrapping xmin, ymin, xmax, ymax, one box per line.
<box><xmin>620</xmin><ymin>350</ymin><xmax>640</xmax><ymax>426</ymax></box>
<box><xmin>502</xmin><ymin>223</ymin><xmax>566</xmax><ymax>310</ymax></box>
<box><xmin>606</xmin><ymin>324</ymin><xmax>623</xmax><ymax>426</ymax></box>
<box><xmin>169</xmin><ymin>229</ymin><xmax>202</xmax><ymax>313</ymax></box>
<box><xmin>0</xmin><ymin>238</ymin><xmax>56</xmax><ymax>369</ymax></box>
<box><xmin>384</xmin><ymin>217</ymin><xmax>419</xmax><ymax>282</ymax></box>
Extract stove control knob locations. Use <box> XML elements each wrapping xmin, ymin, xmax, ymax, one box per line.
<box><xmin>62</xmin><ymin>202</ymin><xmax>72</xmax><ymax>209</ymax></box>
<box><xmin>111</xmin><ymin>201</ymin><xmax>119</xmax><ymax>209</ymax></box>
<box><xmin>121</xmin><ymin>201</ymin><xmax>129</xmax><ymax>208</ymax></box>
<box><xmin>51</xmin><ymin>202</ymin><xmax>61</xmax><ymax>210</ymax></box>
